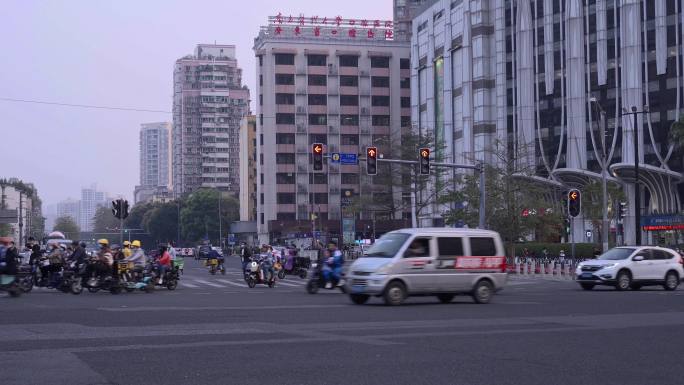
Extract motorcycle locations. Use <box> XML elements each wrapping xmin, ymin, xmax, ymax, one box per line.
<box><xmin>147</xmin><ymin>261</ymin><xmax>179</xmax><ymax>291</ymax></box>
<box><xmin>56</xmin><ymin>260</ymin><xmax>84</xmax><ymax>295</ymax></box>
<box><xmin>83</xmin><ymin>258</ymin><xmax>124</xmax><ymax>295</ymax></box>
<box><xmin>0</xmin><ymin>274</ymin><xmax>22</xmax><ymax>297</ymax></box>
<box><xmin>244</xmin><ymin>259</ymin><xmax>276</xmax><ymax>288</ymax></box>
<box><xmin>306</xmin><ymin>261</ymin><xmax>346</xmax><ymax>294</ymax></box>
<box><xmin>118</xmin><ymin>261</ymin><xmax>154</xmax><ymax>293</ymax></box>
<box><xmin>17</xmin><ymin>264</ymin><xmax>34</xmax><ymax>293</ymax></box>
<box><xmin>206</xmin><ymin>257</ymin><xmax>226</xmax><ymax>275</ymax></box>
<box><xmin>278</xmin><ymin>255</ymin><xmax>309</xmax><ymax>280</ymax></box>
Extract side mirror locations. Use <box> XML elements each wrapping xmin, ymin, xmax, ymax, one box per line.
<box><xmin>632</xmin><ymin>255</ymin><xmax>644</xmax><ymax>262</ymax></box>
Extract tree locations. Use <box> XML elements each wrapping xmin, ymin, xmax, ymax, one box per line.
<box><xmin>92</xmin><ymin>206</ymin><xmax>120</xmax><ymax>234</ymax></box>
<box><xmin>124</xmin><ymin>201</ymin><xmax>156</xmax><ymax>231</ymax></box>
<box><xmin>142</xmin><ymin>203</ymin><xmax>178</xmax><ymax>245</ymax></box>
<box><xmin>180</xmin><ymin>189</ymin><xmax>239</xmax><ymax>244</ymax></box>
<box><xmin>441</xmin><ymin>140</ymin><xmax>562</xmax><ymax>247</ymax></box>
<box><xmin>53</xmin><ymin>216</ymin><xmax>80</xmax><ymax>239</ymax></box>
<box><xmin>579</xmin><ymin>180</ymin><xmax>625</xmax><ymax>247</ymax></box>
<box><xmin>669</xmin><ymin>114</ymin><xmax>684</xmax><ymax>149</ymax></box>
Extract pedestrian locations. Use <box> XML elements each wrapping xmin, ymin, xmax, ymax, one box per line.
<box><xmin>168</xmin><ymin>241</ymin><xmax>177</xmax><ymax>262</ymax></box>
<box><xmin>240</xmin><ymin>242</ymin><xmax>252</xmax><ymax>272</ymax></box>
<box><xmin>559</xmin><ymin>249</ymin><xmax>566</xmax><ymax>268</ymax></box>
<box><xmin>0</xmin><ymin>237</ymin><xmax>19</xmax><ymax>276</ymax></box>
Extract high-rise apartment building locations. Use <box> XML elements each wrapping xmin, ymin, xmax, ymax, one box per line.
<box><xmin>56</xmin><ymin>198</ymin><xmax>80</xmax><ymax>226</ymax></box>
<box><xmin>412</xmin><ymin>0</ymin><xmax>684</xmax><ymax>244</ymax></box>
<box><xmin>172</xmin><ymin>44</ymin><xmax>250</xmax><ymax>196</ymax></box>
<box><xmin>393</xmin><ymin>0</ymin><xmax>437</xmax><ymax>41</ymax></box>
<box><xmin>79</xmin><ymin>186</ymin><xmax>107</xmax><ymax>232</ymax></box>
<box><xmin>134</xmin><ymin>122</ymin><xmax>172</xmax><ymax>204</ymax></box>
<box><xmin>239</xmin><ymin>115</ymin><xmax>257</xmax><ymax>222</ymax></box>
<box><xmin>254</xmin><ymin>15</ymin><xmax>410</xmax><ymax>243</ymax></box>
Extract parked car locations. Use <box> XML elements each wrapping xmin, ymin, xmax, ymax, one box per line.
<box><xmin>575</xmin><ymin>246</ymin><xmax>684</xmax><ymax>291</ymax></box>
<box><xmin>345</xmin><ymin>228</ymin><xmax>508</xmax><ymax>306</ymax></box>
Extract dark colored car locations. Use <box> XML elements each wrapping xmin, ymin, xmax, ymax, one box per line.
<box><xmin>196</xmin><ymin>245</ymin><xmax>213</xmax><ymax>260</ymax></box>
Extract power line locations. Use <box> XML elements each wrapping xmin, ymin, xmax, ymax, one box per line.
<box><xmin>0</xmin><ymin>97</ymin><xmax>171</xmax><ymax>114</ymax></box>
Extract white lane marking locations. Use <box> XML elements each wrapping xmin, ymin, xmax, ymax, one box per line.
<box><xmin>274</xmin><ymin>281</ymin><xmax>301</xmax><ymax>287</ymax></box>
<box><xmin>180</xmin><ymin>282</ymin><xmax>199</xmax><ymax>288</ymax></box>
<box><xmin>217</xmin><ymin>279</ymin><xmax>247</xmax><ymax>287</ymax></box>
<box><xmin>192</xmin><ymin>279</ymin><xmax>225</xmax><ymax>288</ymax></box>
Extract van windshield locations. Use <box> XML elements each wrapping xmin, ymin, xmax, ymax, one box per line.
<box><xmin>363</xmin><ymin>233</ymin><xmax>410</xmax><ymax>258</ymax></box>
<box><xmin>598</xmin><ymin>248</ymin><xmax>636</xmax><ymax>260</ymax></box>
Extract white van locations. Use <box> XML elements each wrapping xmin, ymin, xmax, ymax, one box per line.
<box><xmin>345</xmin><ymin>228</ymin><xmax>508</xmax><ymax>305</ymax></box>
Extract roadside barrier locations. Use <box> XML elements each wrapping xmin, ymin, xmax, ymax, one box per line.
<box><xmin>506</xmin><ymin>257</ymin><xmax>585</xmax><ymax>280</ymax></box>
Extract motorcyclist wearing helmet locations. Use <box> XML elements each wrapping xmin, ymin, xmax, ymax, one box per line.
<box><xmin>69</xmin><ymin>240</ymin><xmax>87</xmax><ymax>266</ymax></box>
<box><xmin>87</xmin><ymin>239</ymin><xmax>113</xmax><ymax>279</ymax></box>
<box><xmin>111</xmin><ymin>244</ymin><xmax>125</xmax><ymax>261</ymax></box>
<box><xmin>122</xmin><ymin>241</ymin><xmax>132</xmax><ymax>258</ymax></box>
<box><xmin>124</xmin><ymin>240</ymin><xmax>146</xmax><ymax>266</ymax></box>
<box><xmin>259</xmin><ymin>244</ymin><xmax>275</xmax><ymax>282</ymax></box>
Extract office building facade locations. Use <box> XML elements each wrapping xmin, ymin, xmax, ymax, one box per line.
<box><xmin>134</xmin><ymin>122</ymin><xmax>172</xmax><ymax>204</ymax></box>
<box><xmin>254</xmin><ymin>15</ymin><xmax>411</xmax><ymax>243</ymax></box>
<box><xmin>172</xmin><ymin>44</ymin><xmax>250</xmax><ymax>196</ymax></box>
<box><xmin>239</xmin><ymin>115</ymin><xmax>257</xmax><ymax>222</ymax></box>
<box><xmin>412</xmin><ymin>0</ymin><xmax>684</xmax><ymax>244</ymax></box>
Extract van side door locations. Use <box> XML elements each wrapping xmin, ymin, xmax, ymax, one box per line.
<box><xmin>398</xmin><ymin>237</ymin><xmax>434</xmax><ymax>293</ymax></box>
<box><xmin>435</xmin><ymin>237</ymin><xmax>468</xmax><ymax>291</ymax></box>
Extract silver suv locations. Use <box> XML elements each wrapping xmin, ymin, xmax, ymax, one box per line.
<box><xmin>576</xmin><ymin>246</ymin><xmax>684</xmax><ymax>291</ymax></box>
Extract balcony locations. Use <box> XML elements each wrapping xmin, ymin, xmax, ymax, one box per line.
<box><xmin>296</xmin><ymin>124</ymin><xmax>307</xmax><ymax>133</ymax></box>
<box><xmin>296</xmin><ymin>106</ymin><xmax>307</xmax><ymax>114</ymax></box>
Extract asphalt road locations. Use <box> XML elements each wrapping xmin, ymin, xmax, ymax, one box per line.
<box><xmin>2</xmin><ymin>257</ymin><xmax>684</xmax><ymax>385</ymax></box>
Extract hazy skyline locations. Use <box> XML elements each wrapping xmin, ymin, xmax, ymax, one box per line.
<box><xmin>0</xmin><ymin>0</ymin><xmax>392</xmax><ymax>206</ymax></box>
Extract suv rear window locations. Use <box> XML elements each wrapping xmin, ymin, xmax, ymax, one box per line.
<box><xmin>652</xmin><ymin>250</ymin><xmax>674</xmax><ymax>260</ymax></box>
<box><xmin>470</xmin><ymin>237</ymin><xmax>496</xmax><ymax>256</ymax></box>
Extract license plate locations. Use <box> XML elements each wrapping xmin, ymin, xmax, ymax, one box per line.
<box><xmin>352</xmin><ymin>285</ymin><xmax>365</xmax><ymax>293</ymax></box>
<box><xmin>580</xmin><ymin>273</ymin><xmax>593</xmax><ymax>279</ymax></box>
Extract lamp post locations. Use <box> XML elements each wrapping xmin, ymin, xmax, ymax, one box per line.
<box><xmin>621</xmin><ymin>105</ymin><xmax>649</xmax><ymax>246</ymax></box>
<box><xmin>590</xmin><ymin>98</ymin><xmax>609</xmax><ymax>252</ymax></box>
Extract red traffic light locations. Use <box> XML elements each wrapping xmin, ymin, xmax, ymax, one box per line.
<box><xmin>366</xmin><ymin>146</ymin><xmax>377</xmax><ymax>175</ymax></box>
<box><xmin>313</xmin><ymin>143</ymin><xmax>323</xmax><ymax>154</ymax></box>
<box><xmin>367</xmin><ymin>147</ymin><xmax>377</xmax><ymax>159</ymax></box>
<box><xmin>420</xmin><ymin>148</ymin><xmax>430</xmax><ymax>159</ymax></box>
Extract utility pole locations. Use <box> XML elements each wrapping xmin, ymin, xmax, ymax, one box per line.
<box><xmin>218</xmin><ymin>190</ymin><xmax>222</xmax><ymax>248</ymax></box>
<box><xmin>591</xmin><ymin>98</ymin><xmax>610</xmax><ymax>252</ymax></box>
<box><xmin>18</xmin><ymin>192</ymin><xmax>23</xmax><ymax>245</ymax></box>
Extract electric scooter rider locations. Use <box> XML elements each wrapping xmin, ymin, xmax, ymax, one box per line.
<box><xmin>259</xmin><ymin>245</ymin><xmax>275</xmax><ymax>282</ymax></box>
<box><xmin>156</xmin><ymin>246</ymin><xmax>171</xmax><ymax>284</ymax></box>
<box><xmin>86</xmin><ymin>239</ymin><xmax>113</xmax><ymax>281</ymax></box>
<box><xmin>46</xmin><ymin>243</ymin><xmax>65</xmax><ymax>287</ymax></box>
<box><xmin>322</xmin><ymin>241</ymin><xmax>344</xmax><ymax>289</ymax></box>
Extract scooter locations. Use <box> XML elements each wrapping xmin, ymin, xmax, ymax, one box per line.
<box><xmin>206</xmin><ymin>257</ymin><xmax>226</xmax><ymax>275</ymax></box>
<box><xmin>244</xmin><ymin>260</ymin><xmax>276</xmax><ymax>288</ymax></box>
<box><xmin>0</xmin><ymin>274</ymin><xmax>22</xmax><ymax>297</ymax></box>
<box><xmin>306</xmin><ymin>262</ymin><xmax>346</xmax><ymax>294</ymax></box>
<box><xmin>148</xmin><ymin>261</ymin><xmax>179</xmax><ymax>290</ymax></box>
<box><xmin>83</xmin><ymin>259</ymin><xmax>124</xmax><ymax>295</ymax></box>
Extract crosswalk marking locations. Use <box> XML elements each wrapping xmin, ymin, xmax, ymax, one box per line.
<box><xmin>275</xmin><ymin>281</ymin><xmax>303</xmax><ymax>287</ymax></box>
<box><xmin>217</xmin><ymin>279</ymin><xmax>246</xmax><ymax>287</ymax></box>
<box><xmin>181</xmin><ymin>282</ymin><xmax>199</xmax><ymax>288</ymax></box>
<box><xmin>192</xmin><ymin>279</ymin><xmax>225</xmax><ymax>288</ymax></box>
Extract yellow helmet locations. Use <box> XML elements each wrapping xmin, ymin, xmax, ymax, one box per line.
<box><xmin>123</xmin><ymin>241</ymin><xmax>131</xmax><ymax>246</ymax></box>
<box><xmin>131</xmin><ymin>240</ymin><xmax>141</xmax><ymax>248</ymax></box>
<box><xmin>97</xmin><ymin>238</ymin><xmax>109</xmax><ymax>246</ymax></box>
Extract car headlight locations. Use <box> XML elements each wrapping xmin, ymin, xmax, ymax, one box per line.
<box><xmin>599</xmin><ymin>263</ymin><xmax>617</xmax><ymax>269</ymax></box>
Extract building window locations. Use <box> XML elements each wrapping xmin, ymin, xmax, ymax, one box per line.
<box><xmin>275</xmin><ymin>93</ymin><xmax>295</xmax><ymax>104</ymax></box>
<box><xmin>401</xmin><ymin>116</ymin><xmax>411</xmax><ymax>127</ymax></box>
<box><xmin>260</xmin><ymin>174</ymin><xmax>264</xmax><ymax>185</ymax></box>
<box><xmin>308</xmin><ymin>114</ymin><xmax>327</xmax><ymax>125</ymax></box>
<box><xmin>275</xmin><ymin>133</ymin><xmax>295</xmax><ymax>144</ymax></box>
<box><xmin>341</xmin><ymin>173</ymin><xmax>359</xmax><ymax>184</ymax></box>
<box><xmin>340</xmin><ymin>75</ymin><xmax>358</xmax><ymax>87</ymax></box>
<box><xmin>274</xmin><ymin>53</ymin><xmax>295</xmax><ymax>65</ymax></box>
<box><xmin>371</xmin><ymin>76</ymin><xmax>390</xmax><ymax>87</ymax></box>
<box><xmin>339</xmin><ymin>55</ymin><xmax>359</xmax><ymax>67</ymax></box>
<box><xmin>276</xmin><ymin>213</ymin><xmax>296</xmax><ymax>221</ymax></box>
<box><xmin>260</xmin><ymin>153</ymin><xmax>263</xmax><ymax>165</ymax></box>
<box><xmin>400</xmin><ymin>58</ymin><xmax>410</xmax><ymax>69</ymax></box>
<box><xmin>276</xmin><ymin>173</ymin><xmax>295</xmax><ymax>184</ymax></box>
<box><xmin>260</xmin><ymin>212</ymin><xmax>264</xmax><ymax>224</ymax></box>
<box><xmin>259</xmin><ymin>75</ymin><xmax>263</xmax><ymax>86</ymax></box>
<box><xmin>260</xmin><ymin>193</ymin><xmax>264</xmax><ymax>204</ymax></box>
<box><xmin>259</xmin><ymin>56</ymin><xmax>263</xmax><ymax>66</ymax></box>
<box><xmin>275</xmin><ymin>153</ymin><xmax>296</xmax><ymax>164</ymax></box>
<box><xmin>307</xmin><ymin>54</ymin><xmax>327</xmax><ymax>66</ymax></box>
<box><xmin>309</xmin><ymin>134</ymin><xmax>327</xmax><ymax>144</ymax></box>
<box><xmin>277</xmin><ymin>193</ymin><xmax>296</xmax><ymax>204</ymax></box>
<box><xmin>259</xmin><ymin>94</ymin><xmax>263</xmax><ymax>106</ymax></box>
<box><xmin>308</xmin><ymin>75</ymin><xmax>327</xmax><ymax>86</ymax></box>
<box><xmin>372</xmin><ymin>115</ymin><xmax>390</xmax><ymax>126</ymax></box>
<box><xmin>260</xmin><ymin>133</ymin><xmax>263</xmax><ymax>145</ymax></box>
<box><xmin>340</xmin><ymin>115</ymin><xmax>359</xmax><ymax>126</ymax></box>
<box><xmin>370</xmin><ymin>56</ymin><xmax>390</xmax><ymax>68</ymax></box>
<box><xmin>340</xmin><ymin>95</ymin><xmax>358</xmax><ymax>106</ymax></box>
<box><xmin>372</xmin><ymin>96</ymin><xmax>390</xmax><ymax>106</ymax></box>
<box><xmin>275</xmin><ymin>73</ymin><xmax>295</xmax><ymax>85</ymax></box>
<box><xmin>400</xmin><ymin>77</ymin><xmax>410</xmax><ymax>88</ymax></box>
<box><xmin>308</xmin><ymin>193</ymin><xmax>328</xmax><ymax>204</ymax></box>
<box><xmin>340</xmin><ymin>134</ymin><xmax>359</xmax><ymax>145</ymax></box>
<box><xmin>308</xmin><ymin>94</ymin><xmax>327</xmax><ymax>105</ymax></box>
<box><xmin>275</xmin><ymin>113</ymin><xmax>295</xmax><ymax>124</ymax></box>
<box><xmin>401</xmin><ymin>97</ymin><xmax>410</xmax><ymax>108</ymax></box>
<box><xmin>309</xmin><ymin>173</ymin><xmax>327</xmax><ymax>184</ymax></box>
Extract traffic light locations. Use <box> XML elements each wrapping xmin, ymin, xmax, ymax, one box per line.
<box><xmin>122</xmin><ymin>200</ymin><xmax>129</xmax><ymax>219</ymax></box>
<box><xmin>419</xmin><ymin>148</ymin><xmax>430</xmax><ymax>175</ymax></box>
<box><xmin>112</xmin><ymin>200</ymin><xmax>121</xmax><ymax>219</ymax></box>
<box><xmin>618</xmin><ymin>202</ymin><xmax>626</xmax><ymax>220</ymax></box>
<box><xmin>312</xmin><ymin>143</ymin><xmax>323</xmax><ymax>171</ymax></box>
<box><xmin>366</xmin><ymin>147</ymin><xmax>377</xmax><ymax>175</ymax></box>
<box><xmin>568</xmin><ymin>189</ymin><xmax>581</xmax><ymax>218</ymax></box>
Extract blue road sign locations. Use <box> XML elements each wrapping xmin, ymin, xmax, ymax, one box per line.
<box><xmin>330</xmin><ymin>153</ymin><xmax>341</xmax><ymax>163</ymax></box>
<box><xmin>340</xmin><ymin>153</ymin><xmax>358</xmax><ymax>165</ymax></box>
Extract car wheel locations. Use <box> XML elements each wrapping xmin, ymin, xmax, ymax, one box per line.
<box><xmin>580</xmin><ymin>283</ymin><xmax>595</xmax><ymax>290</ymax></box>
<box><xmin>383</xmin><ymin>281</ymin><xmax>406</xmax><ymax>306</ymax></box>
<box><xmin>472</xmin><ymin>280</ymin><xmax>494</xmax><ymax>304</ymax></box>
<box><xmin>437</xmin><ymin>294</ymin><xmax>455</xmax><ymax>303</ymax></box>
<box><xmin>615</xmin><ymin>271</ymin><xmax>631</xmax><ymax>291</ymax></box>
<box><xmin>350</xmin><ymin>294</ymin><xmax>370</xmax><ymax>305</ymax></box>
<box><xmin>664</xmin><ymin>271</ymin><xmax>679</xmax><ymax>291</ymax></box>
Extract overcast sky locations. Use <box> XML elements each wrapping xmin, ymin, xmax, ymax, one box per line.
<box><xmin>0</xmin><ymin>0</ymin><xmax>391</xmax><ymax>207</ymax></box>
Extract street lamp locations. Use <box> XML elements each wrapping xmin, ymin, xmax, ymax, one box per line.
<box><xmin>621</xmin><ymin>105</ymin><xmax>649</xmax><ymax>246</ymax></box>
<box><xmin>589</xmin><ymin>97</ymin><xmax>609</xmax><ymax>252</ymax></box>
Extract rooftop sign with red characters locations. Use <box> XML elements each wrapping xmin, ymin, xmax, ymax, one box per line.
<box><xmin>264</xmin><ymin>13</ymin><xmax>394</xmax><ymax>41</ymax></box>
